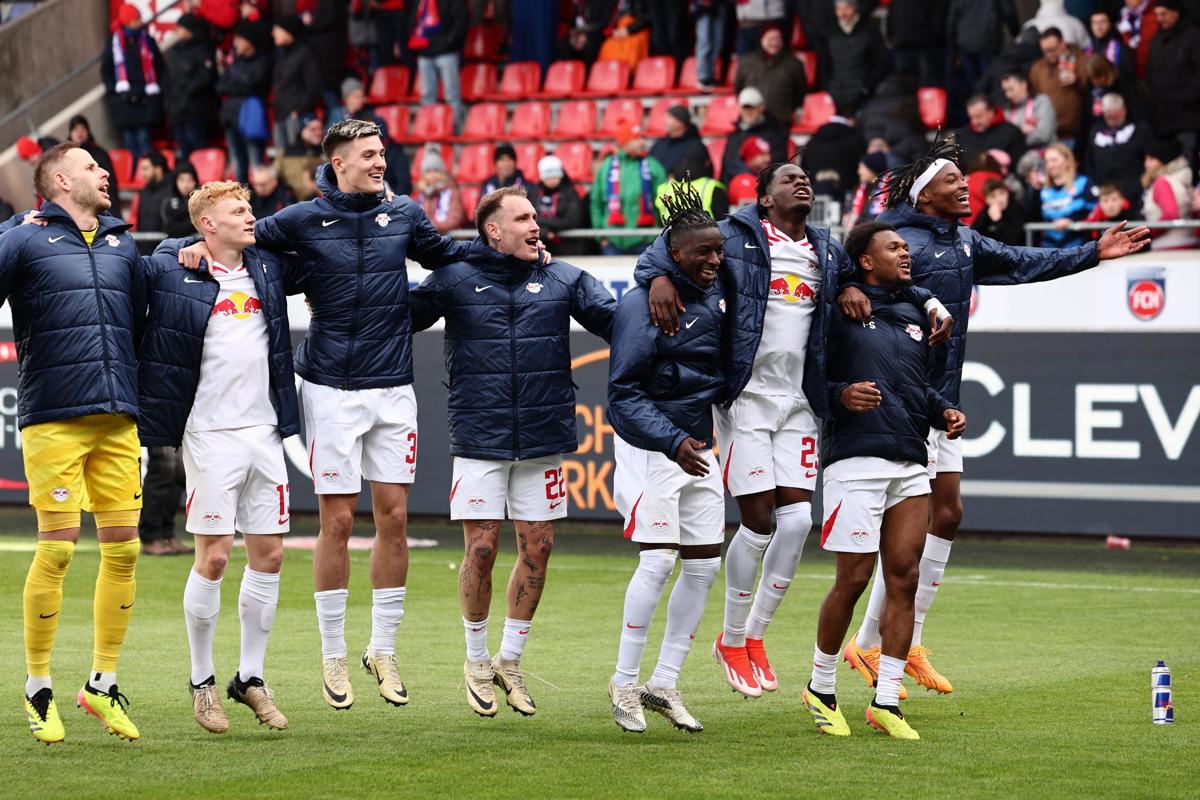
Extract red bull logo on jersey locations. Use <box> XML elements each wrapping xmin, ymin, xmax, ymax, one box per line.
<box><xmin>376</xmin><ymin>212</ymin><xmax>391</xmax><ymax>228</ymax></box>
<box><xmin>202</xmin><ymin>512</ymin><xmax>223</xmax><ymax>527</ymax></box>
<box><xmin>468</xmin><ymin>496</ymin><xmax>486</xmax><ymax>509</ymax></box>
<box><xmin>105</xmin><ymin>234</ymin><xmax>120</xmax><ymax>248</ymax></box>
<box><xmin>320</xmin><ymin>469</ymin><xmax>340</xmax><ymax>481</ymax></box>
<box><xmin>51</xmin><ymin>487</ymin><xmax>70</xmax><ymax>503</ymax></box>
<box><xmin>650</xmin><ymin>519</ymin><xmax>670</xmax><ymax>530</ymax></box>
<box><xmin>1127</xmin><ymin>269</ymin><xmax>1165</xmax><ymax>321</ymax></box>
<box><xmin>768</xmin><ymin>274</ymin><xmax>816</xmax><ymax>304</ymax></box>
<box><xmin>851</xmin><ymin>529</ymin><xmax>870</xmax><ymax>542</ymax></box>
<box><xmin>211</xmin><ymin>291</ymin><xmax>264</xmax><ymax>320</ymax></box>
<box><xmin>527</xmin><ymin>282</ymin><xmax>543</xmax><ymax>294</ymax></box>
<box><xmin>905</xmin><ymin>324</ymin><xmax>923</xmax><ymax>342</ymax></box>
<box><xmin>747</xmin><ymin>466</ymin><xmax>766</xmax><ymax>478</ymax></box>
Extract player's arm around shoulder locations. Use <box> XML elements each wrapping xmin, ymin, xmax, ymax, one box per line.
<box><xmin>409</xmin><ymin>261</ymin><xmax>473</xmax><ymax>332</ymax></box>
<box><xmin>557</xmin><ymin>260</ymin><xmax>617</xmax><ymax>342</ymax></box>
<box><xmin>0</xmin><ymin>222</ymin><xmax>38</xmax><ymax>307</ymax></box>
<box><xmin>400</xmin><ymin>195</ymin><xmax>471</xmax><ymax>269</ymax></box>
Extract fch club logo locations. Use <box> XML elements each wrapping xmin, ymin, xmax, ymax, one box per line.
<box><xmin>1127</xmin><ymin>268</ymin><xmax>1166</xmax><ymax>321</ymax></box>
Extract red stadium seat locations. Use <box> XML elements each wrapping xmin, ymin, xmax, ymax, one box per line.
<box><xmin>795</xmin><ymin>91</ymin><xmax>835</xmax><ymax>134</ymax></box>
<box><xmin>461</xmin><ymin>184</ymin><xmax>482</xmax><ymax>220</ymax></box>
<box><xmin>408</xmin><ymin>104</ymin><xmax>455</xmax><ymax>141</ymax></box>
<box><xmin>645</xmin><ymin>99</ymin><xmax>686</xmax><ymax>137</ymax></box>
<box><xmin>159</xmin><ymin>150</ymin><xmax>176</xmax><ymax>171</ymax></box>
<box><xmin>374</xmin><ymin>104</ymin><xmax>410</xmax><ymax>143</ymax></box>
<box><xmin>508</xmin><ymin>100</ymin><xmax>552</xmax><ymax>139</ymax></box>
<box><xmin>460</xmin><ymin>63</ymin><xmax>498</xmax><ymax>102</ymax></box>
<box><xmin>583</xmin><ymin>60</ymin><xmax>631</xmax><ymax>96</ymax></box>
<box><xmin>410</xmin><ymin>144</ymin><xmax>455</xmax><ymax>185</ymax></box>
<box><xmin>189</xmin><ymin>148</ymin><xmax>227</xmax><ymax>185</ymax></box>
<box><xmin>719</xmin><ymin>55</ymin><xmax>738</xmax><ymax>93</ymax></box>
<box><xmin>490</xmin><ymin>61</ymin><xmax>541</xmax><ymax>100</ymax></box>
<box><xmin>701</xmin><ymin>95</ymin><xmax>739</xmax><ymax>135</ymax></box>
<box><xmin>629</xmin><ymin>56</ymin><xmax>675</xmax><ymax>96</ymax></box>
<box><xmin>555</xmin><ymin>141</ymin><xmax>595</xmax><ymax>184</ymax></box>
<box><xmin>796</xmin><ymin>50</ymin><xmax>817</xmax><ymax>88</ymax></box>
<box><xmin>367</xmin><ymin>65</ymin><xmax>411</xmax><ymax>104</ymax></box>
<box><xmin>550</xmin><ymin>100</ymin><xmax>597</xmax><ymax>139</ymax></box>
<box><xmin>128</xmin><ymin>192</ymin><xmax>140</xmax><ymax>230</ymax></box>
<box><xmin>458</xmin><ymin>102</ymin><xmax>507</xmax><ymax>142</ymax></box>
<box><xmin>671</xmin><ymin>56</ymin><xmax>717</xmax><ymax>95</ymax></box>
<box><xmin>464</xmin><ymin>23</ymin><xmax>506</xmax><ymax>62</ymax></box>
<box><xmin>600</xmin><ymin>98</ymin><xmax>644</xmax><ymax>137</ymax></box>
<box><xmin>110</xmin><ymin>148</ymin><xmax>136</xmax><ymax>188</ymax></box>
<box><xmin>791</xmin><ymin>16</ymin><xmax>807</xmax><ymax>49</ymax></box>
<box><xmin>727</xmin><ymin>173</ymin><xmax>758</xmax><ymax>207</ymax></box>
<box><xmin>538</xmin><ymin>60</ymin><xmax>586</xmax><ymax>98</ymax></box>
<box><xmin>706</xmin><ymin>138</ymin><xmax>726</xmax><ymax>178</ymax></box>
<box><xmin>513</xmin><ymin>142</ymin><xmax>545</xmax><ymax>178</ymax></box>
<box><xmin>918</xmin><ymin>86</ymin><xmax>947</xmax><ymax>130</ymax></box>
<box><xmin>456</xmin><ymin>143</ymin><xmax>496</xmax><ymax>184</ymax></box>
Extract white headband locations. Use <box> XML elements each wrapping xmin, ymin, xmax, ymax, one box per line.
<box><xmin>908</xmin><ymin>158</ymin><xmax>953</xmax><ymax>204</ymax></box>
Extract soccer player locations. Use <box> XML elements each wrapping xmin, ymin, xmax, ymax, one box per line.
<box><xmin>140</xmin><ymin>182</ymin><xmax>300</xmax><ymax>733</ymax></box>
<box><xmin>0</xmin><ymin>143</ymin><xmax>142</xmax><ymax>743</ymax></box>
<box><xmin>637</xmin><ymin>162</ymin><xmax>951</xmax><ymax>696</ymax></box>
<box><xmin>606</xmin><ymin>184</ymin><xmax>727</xmax><ymax>733</ymax></box>
<box><xmin>801</xmin><ymin>221</ymin><xmax>964</xmax><ymax>741</ymax></box>
<box><xmin>409</xmin><ymin>186</ymin><xmax>614</xmax><ymax>717</ymax></box>
<box><xmin>840</xmin><ymin>134</ymin><xmax>1149</xmax><ymax>695</ymax></box>
<box><xmin>178</xmin><ymin>119</ymin><xmax>470</xmax><ymax>710</ymax></box>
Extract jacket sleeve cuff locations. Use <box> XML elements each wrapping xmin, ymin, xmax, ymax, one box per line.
<box><xmin>831</xmin><ymin>382</ymin><xmax>851</xmax><ymax>410</ymax></box>
<box><xmin>665</xmin><ymin>431</ymin><xmax>689</xmax><ymax>462</ymax></box>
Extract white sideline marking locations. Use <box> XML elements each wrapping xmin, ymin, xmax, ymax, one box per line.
<box><xmin>961</xmin><ymin>480</ymin><xmax>1200</xmax><ymax>504</ymax></box>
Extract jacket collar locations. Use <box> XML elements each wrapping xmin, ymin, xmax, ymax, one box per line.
<box><xmin>639</xmin><ymin>235</ymin><xmax>707</xmax><ymax>299</ymax></box>
<box><xmin>464</xmin><ymin>238</ymin><xmax>535</xmax><ymax>283</ymax></box>
<box><xmin>878</xmin><ymin>202</ymin><xmax>957</xmax><ymax>237</ymax></box>
<box><xmin>38</xmin><ymin>202</ymin><xmax>132</xmax><ymax>237</ymax></box>
<box><xmin>315</xmin><ymin>163</ymin><xmax>385</xmax><ymax>212</ymax></box>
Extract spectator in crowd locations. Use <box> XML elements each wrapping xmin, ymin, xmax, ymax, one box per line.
<box><xmin>693</xmin><ymin>0</ymin><xmax>731</xmax><ymax>90</ymax></box>
<box><xmin>654</xmin><ymin>153</ymin><xmax>729</xmax><ymax>219</ymax></box>
<box><xmin>590</xmin><ymin>119</ymin><xmax>666</xmax><ymax>255</ymax></box>
<box><xmin>136</xmin><ymin>152</ymin><xmax>174</xmax><ymax>232</ymax></box>
<box><xmin>1117</xmin><ymin>0</ymin><xmax>1160</xmax><ymax>79</ymax></box>
<box><xmin>413</xmin><ymin>0</ymin><xmax>468</xmax><ymax>130</ymax></box>
<box><xmin>164</xmin><ymin>12</ymin><xmax>219</xmax><ymax>160</ymax></box>
<box><xmin>101</xmin><ymin>3</ymin><xmax>166</xmax><ymax>163</ymax></box>
<box><xmin>1030</xmin><ymin>27</ymin><xmax>1089</xmax><ymax>141</ymax></box>
<box><xmin>734</xmin><ymin>0</ymin><xmax>786</xmax><ymax>54</ymax></box>
<box><xmin>842</xmin><ymin>150</ymin><xmax>888</xmax><ymax>226</ymax></box>
<box><xmin>725</xmin><ymin>135</ymin><xmax>774</xmax><ymax>197</ymax></box>
<box><xmin>1141</xmin><ymin>138</ymin><xmax>1199</xmax><ymax>249</ymax></box>
<box><xmin>249</xmin><ymin>165</ymin><xmax>297</xmax><ymax>219</ymax></box>
<box><xmin>649</xmin><ymin>105</ymin><xmax>712</xmax><ymax>180</ymax></box>
<box><xmin>1085</xmin><ymin>182</ymin><xmax>1133</xmax><ymax>238</ymax></box>
<box><xmin>804</xmin><ymin>108</ymin><xmax>867</xmax><ymax>201</ymax></box>
<box><xmin>1038</xmin><ymin>142</ymin><xmax>1097</xmax><ymax>247</ymax></box>
<box><xmin>859</xmin><ymin>89</ymin><xmax>928</xmax><ymax>162</ymax></box>
<box><xmin>277</xmin><ymin>114</ymin><xmax>327</xmax><ymax>200</ymax></box>
<box><xmin>1087</xmin><ymin>8</ymin><xmax>1136</xmax><ymax>79</ymax></box>
<box><xmin>328</xmin><ymin>77</ymin><xmax>370</xmax><ymax>127</ymax></box>
<box><xmin>417</xmin><ymin>148</ymin><xmax>467</xmax><ymax>234</ymax></box>
<box><xmin>482</xmin><ymin>143</ymin><xmax>531</xmax><ymax>195</ymax></box>
<box><xmin>597</xmin><ymin>1</ymin><xmax>651</xmax><ymax>68</ymax></box>
<box><xmin>511</xmin><ymin>0</ymin><xmax>558</xmax><ymax>71</ymax></box>
<box><xmin>646</xmin><ymin>0</ymin><xmax>689</xmax><ymax>64</ymax></box>
<box><xmin>561</xmin><ymin>0</ymin><xmax>615</xmax><ymax>65</ymax></box>
<box><xmin>382</xmin><ymin>131</ymin><xmax>413</xmax><ymax>198</ymax></box>
<box><xmin>1000</xmin><ymin>70</ymin><xmax>1057</xmax><ymax>148</ymax></box>
<box><xmin>947</xmin><ymin>0</ymin><xmax>1019</xmax><ymax>94</ymax></box>
<box><xmin>304</xmin><ymin>0</ymin><xmax>351</xmax><ymax>113</ymax></box>
<box><xmin>963</xmin><ymin>150</ymin><xmax>1005</xmax><ymax>224</ymax></box>
<box><xmin>535</xmin><ymin>154</ymin><xmax>591</xmax><ymax>256</ymax></box>
<box><xmin>160</xmin><ymin>163</ymin><xmax>199</xmax><ymax>238</ymax></box>
<box><xmin>272</xmin><ymin>16</ymin><xmax>323</xmax><ymax>150</ymax></box>
<box><xmin>1145</xmin><ymin>0</ymin><xmax>1200</xmax><ymax>170</ymax></box>
<box><xmin>218</xmin><ymin>17</ymin><xmax>272</xmax><ymax>183</ymax></box>
<box><xmin>138</xmin><ymin>447</ymin><xmax>188</xmax><ymax>556</ymax></box>
<box><xmin>957</xmin><ymin>94</ymin><xmax>1028</xmax><ymax>166</ymax></box>
<box><xmin>735</xmin><ymin>25</ymin><xmax>808</xmax><ymax>130</ymax></box>
<box><xmin>721</xmin><ymin>87</ymin><xmax>788</xmax><ymax>184</ymax></box>
<box><xmin>826</xmin><ymin>0</ymin><xmax>888</xmax><ymax>114</ymax></box>
<box><xmin>887</xmin><ymin>0</ymin><xmax>948</xmax><ymax>88</ymax></box>
<box><xmin>1022</xmin><ymin>0</ymin><xmax>1089</xmax><ymax>47</ymax></box>
<box><xmin>67</xmin><ymin>115</ymin><xmax>120</xmax><ymax>207</ymax></box>
<box><xmin>972</xmin><ymin>177</ymin><xmax>1026</xmax><ymax>245</ymax></box>
<box><xmin>364</xmin><ymin>0</ymin><xmax>413</xmax><ymax>69</ymax></box>
<box><xmin>1082</xmin><ymin>54</ymin><xmax>1145</xmax><ymax>135</ymax></box>
<box><xmin>1084</xmin><ymin>92</ymin><xmax>1150</xmax><ymax>209</ymax></box>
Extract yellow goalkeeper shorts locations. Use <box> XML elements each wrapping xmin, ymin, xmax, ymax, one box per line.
<box><xmin>22</xmin><ymin>414</ymin><xmax>142</xmax><ymax>513</ymax></box>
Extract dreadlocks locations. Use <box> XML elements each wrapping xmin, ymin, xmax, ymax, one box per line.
<box><xmin>661</xmin><ymin>174</ymin><xmax>717</xmax><ymax>246</ymax></box>
<box><xmin>877</xmin><ymin>130</ymin><xmax>962</xmax><ymax>210</ymax></box>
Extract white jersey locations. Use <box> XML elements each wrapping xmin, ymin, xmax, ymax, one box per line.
<box><xmin>186</xmin><ymin>262</ymin><xmax>276</xmax><ymax>433</ymax></box>
<box><xmin>742</xmin><ymin>219</ymin><xmax>822</xmax><ymax>398</ymax></box>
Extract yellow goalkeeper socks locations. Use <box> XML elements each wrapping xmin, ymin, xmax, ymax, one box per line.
<box><xmin>92</xmin><ymin>540</ymin><xmax>140</xmax><ymax>673</ymax></box>
<box><xmin>23</xmin><ymin>540</ymin><xmax>76</xmax><ymax>680</ymax></box>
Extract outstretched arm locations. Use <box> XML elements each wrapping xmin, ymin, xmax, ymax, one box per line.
<box><xmin>973</xmin><ymin>222</ymin><xmax>1149</xmax><ymax>285</ymax></box>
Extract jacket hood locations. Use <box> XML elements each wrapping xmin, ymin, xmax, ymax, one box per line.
<box><xmin>315</xmin><ymin>163</ymin><xmax>385</xmax><ymax>211</ymax></box>
<box><xmin>877</xmin><ymin>202</ymin><xmax>957</xmax><ymax>236</ymax></box>
<box><xmin>38</xmin><ymin>203</ymin><xmax>131</xmax><ymax>236</ymax></box>
<box><xmin>464</xmin><ymin>237</ymin><xmax>536</xmax><ymax>282</ymax></box>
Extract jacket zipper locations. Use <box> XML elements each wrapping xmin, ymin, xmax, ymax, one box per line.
<box><xmin>343</xmin><ymin>215</ymin><xmax>364</xmax><ymax>389</ymax></box>
<box><xmin>508</xmin><ymin>282</ymin><xmax>520</xmax><ymax>459</ymax></box>
<box><xmin>86</xmin><ymin>234</ymin><xmax>118</xmax><ymax>413</ymax></box>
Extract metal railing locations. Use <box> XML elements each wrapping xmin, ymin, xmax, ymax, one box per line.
<box><xmin>1022</xmin><ymin>219</ymin><xmax>1199</xmax><ymax>247</ymax></box>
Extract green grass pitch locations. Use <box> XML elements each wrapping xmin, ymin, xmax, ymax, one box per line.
<box><xmin>0</xmin><ymin>513</ymin><xmax>1197</xmax><ymax>799</ymax></box>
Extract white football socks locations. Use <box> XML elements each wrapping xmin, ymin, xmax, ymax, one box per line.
<box><xmin>810</xmin><ymin>644</ymin><xmax>839</xmax><ymax>694</ymax></box>
<box><xmin>856</xmin><ymin>557</ymin><xmax>886</xmax><ymax>650</ymax></box>
<box><xmin>25</xmin><ymin>676</ymin><xmax>51</xmax><ymax>696</ymax></box>
<box><xmin>314</xmin><ymin>588</ymin><xmax>348</xmax><ymax>659</ymax></box>
<box><xmin>722</xmin><ymin>525</ymin><xmax>771</xmax><ymax>647</ymax></box>
<box><xmin>747</xmin><ymin>502</ymin><xmax>811</xmax><ymax>641</ymax></box>
<box><xmin>464</xmin><ymin>616</ymin><xmax>490</xmax><ymax>662</ymax></box>
<box><xmin>499</xmin><ymin>617</ymin><xmax>532</xmax><ymax>662</ymax></box>
<box><xmin>649</xmin><ymin>557</ymin><xmax>720</xmax><ymax>690</ymax></box>
<box><xmin>612</xmin><ymin>549</ymin><xmax>676</xmax><ymax>686</ymax></box>
<box><xmin>184</xmin><ymin>569</ymin><xmax>222</xmax><ymax>684</ymax></box>
<box><xmin>875</xmin><ymin>654</ymin><xmax>906</xmax><ymax>707</ymax></box>
<box><xmin>237</xmin><ymin>567</ymin><xmax>279</xmax><ymax>681</ymax></box>
<box><xmin>913</xmin><ymin>534</ymin><xmax>953</xmax><ymax>646</ymax></box>
<box><xmin>369</xmin><ymin>587</ymin><xmax>406</xmax><ymax>657</ymax></box>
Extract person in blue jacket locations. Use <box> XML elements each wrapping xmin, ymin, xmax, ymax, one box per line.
<box><xmin>177</xmin><ymin>119</ymin><xmax>472</xmax><ymax>710</ymax></box>
<box><xmin>606</xmin><ymin>183</ymin><xmax>729</xmax><ymax>735</ymax></box>
<box><xmin>802</xmin><ymin>221</ymin><xmax>965</xmax><ymax>742</ymax></box>
<box><xmin>140</xmin><ymin>181</ymin><xmax>302</xmax><ymax>735</ymax></box>
<box><xmin>0</xmin><ymin>142</ymin><xmax>144</xmax><ymax>744</ymax></box>
<box><xmin>409</xmin><ymin>185</ymin><xmax>614</xmax><ymax>718</ymax></box>
<box><xmin>840</xmin><ymin>133</ymin><xmax>1150</xmax><ymax>697</ymax></box>
<box><xmin>635</xmin><ymin>162</ymin><xmax>952</xmax><ymax>698</ymax></box>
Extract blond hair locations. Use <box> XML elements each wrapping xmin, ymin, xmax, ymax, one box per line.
<box><xmin>1044</xmin><ymin>143</ymin><xmax>1077</xmax><ymax>186</ymax></box>
<box><xmin>187</xmin><ymin>180</ymin><xmax>250</xmax><ymax>231</ymax></box>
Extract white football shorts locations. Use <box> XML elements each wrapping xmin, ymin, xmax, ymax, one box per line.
<box><xmin>613</xmin><ymin>436</ymin><xmax>726</xmax><ymax>547</ymax></box>
<box><xmin>819</xmin><ymin>457</ymin><xmax>930</xmax><ymax>554</ymax></box>
<box><xmin>926</xmin><ymin>428</ymin><xmax>964</xmax><ymax>478</ymax></box>
<box><xmin>715</xmin><ymin>391</ymin><xmax>819</xmax><ymax>496</ymax></box>
<box><xmin>449</xmin><ymin>455</ymin><xmax>568</xmax><ymax>521</ymax></box>
<box><xmin>183</xmin><ymin>424</ymin><xmax>290</xmax><ymax>535</ymax></box>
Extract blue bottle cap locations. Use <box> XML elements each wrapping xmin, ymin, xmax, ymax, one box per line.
<box><xmin>1156</xmin><ymin>660</ymin><xmax>1166</xmax><ymax>667</ymax></box>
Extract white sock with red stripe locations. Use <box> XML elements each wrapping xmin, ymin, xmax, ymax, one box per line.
<box><xmin>723</xmin><ymin>526</ymin><xmax>771</xmax><ymax>647</ymax></box>
<box><xmin>913</xmin><ymin>534</ymin><xmax>952</xmax><ymax>646</ymax></box>
<box><xmin>875</xmin><ymin>654</ymin><xmax>906</xmax><ymax>707</ymax></box>
<box><xmin>810</xmin><ymin>644</ymin><xmax>838</xmax><ymax>694</ymax></box>
<box><xmin>649</xmin><ymin>557</ymin><xmax>720</xmax><ymax>690</ymax></box>
<box><xmin>463</xmin><ymin>617</ymin><xmax>489</xmax><ymax>662</ymax></box>
<box><xmin>612</xmin><ymin>549</ymin><xmax>676</xmax><ymax>686</ymax></box>
<box><xmin>855</xmin><ymin>557</ymin><xmax>885</xmax><ymax>650</ymax></box>
<box><xmin>747</xmin><ymin>503</ymin><xmax>811</xmax><ymax>640</ymax></box>
<box><xmin>498</xmin><ymin>617</ymin><xmax>532</xmax><ymax>662</ymax></box>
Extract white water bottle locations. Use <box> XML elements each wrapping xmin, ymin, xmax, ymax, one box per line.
<box><xmin>1152</xmin><ymin>661</ymin><xmax>1173</xmax><ymax>724</ymax></box>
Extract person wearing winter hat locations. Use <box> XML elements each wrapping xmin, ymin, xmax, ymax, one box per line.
<box><xmin>591</xmin><ymin>120</ymin><xmax>667</xmax><ymax>255</ymax></box>
<box><xmin>418</xmin><ymin>148</ymin><xmax>466</xmax><ymax>234</ymax></box>
<box><xmin>649</xmin><ymin>105</ymin><xmax>713</xmax><ymax>181</ymax></box>
<box><xmin>219</xmin><ymin>18</ymin><xmax>273</xmax><ymax>182</ymax></box>
<box><xmin>721</xmin><ymin>87</ymin><xmax>788</xmax><ymax>184</ymax></box>
<box><xmin>101</xmin><ymin>2</ymin><xmax>165</xmax><ymax>163</ymax></box>
<box><xmin>483</xmin><ymin>143</ymin><xmax>531</xmax><ymax>196</ymax></box>
<box><xmin>271</xmin><ymin>16</ymin><xmax>321</xmax><ymax>150</ymax></box>
<box><xmin>165</xmin><ymin>13</ymin><xmax>219</xmax><ymax>160</ymax></box>
<box><xmin>843</xmin><ymin>150</ymin><xmax>889</xmax><ymax>227</ymax></box>
<box><xmin>535</xmin><ymin>155</ymin><xmax>590</xmax><ymax>256</ymax></box>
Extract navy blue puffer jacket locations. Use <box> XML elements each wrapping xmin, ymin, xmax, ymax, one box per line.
<box><xmin>136</xmin><ymin>239</ymin><xmax>302</xmax><ymax>447</ymax></box>
<box><xmin>821</xmin><ymin>284</ymin><xmax>955</xmax><ymax>468</ymax></box>
<box><xmin>877</xmin><ymin>203</ymin><xmax>1099</xmax><ymax>404</ymax></box>
<box><xmin>0</xmin><ymin>204</ymin><xmax>141</xmax><ymax>428</ymax></box>
<box><xmin>254</xmin><ymin>163</ymin><xmax>469</xmax><ymax>390</ymax></box>
<box><xmin>608</xmin><ymin>251</ymin><xmax>727</xmax><ymax>459</ymax></box>
<box><xmin>410</xmin><ymin>240</ymin><xmax>615</xmax><ymax>460</ymax></box>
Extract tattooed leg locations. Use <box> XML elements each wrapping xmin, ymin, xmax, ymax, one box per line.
<box><xmin>508</xmin><ymin>520</ymin><xmax>555</xmax><ymax>620</ymax></box>
<box><xmin>460</xmin><ymin>521</ymin><xmax>501</xmax><ymax>621</ymax></box>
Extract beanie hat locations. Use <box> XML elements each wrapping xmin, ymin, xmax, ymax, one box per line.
<box><xmin>1146</xmin><ymin>138</ymin><xmax>1182</xmax><ymax>164</ymax></box>
<box><xmin>494</xmin><ymin>143</ymin><xmax>517</xmax><ymax>163</ymax></box>
<box><xmin>739</xmin><ymin>135</ymin><xmax>771</xmax><ymax>163</ymax></box>
<box><xmin>538</xmin><ymin>155</ymin><xmax>565</xmax><ymax>180</ymax></box>
<box><xmin>275</xmin><ymin>15</ymin><xmax>306</xmax><ymax>40</ymax></box>
<box><xmin>116</xmin><ymin>3</ymin><xmax>141</xmax><ymax>28</ymax></box>
<box><xmin>861</xmin><ymin>151</ymin><xmax>888</xmax><ymax>176</ymax></box>
<box><xmin>341</xmin><ymin>77</ymin><xmax>364</xmax><ymax>98</ymax></box>
<box><xmin>421</xmin><ymin>147</ymin><xmax>447</xmax><ymax>174</ymax></box>
<box><xmin>616</xmin><ymin>119</ymin><xmax>645</xmax><ymax>146</ymax></box>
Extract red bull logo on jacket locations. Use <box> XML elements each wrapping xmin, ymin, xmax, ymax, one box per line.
<box><xmin>768</xmin><ymin>273</ymin><xmax>816</xmax><ymax>304</ymax></box>
<box><xmin>211</xmin><ymin>291</ymin><xmax>264</xmax><ymax>320</ymax></box>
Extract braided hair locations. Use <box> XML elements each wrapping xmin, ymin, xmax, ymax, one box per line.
<box><xmin>661</xmin><ymin>174</ymin><xmax>717</xmax><ymax>246</ymax></box>
<box><xmin>877</xmin><ymin>130</ymin><xmax>962</xmax><ymax>210</ymax></box>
